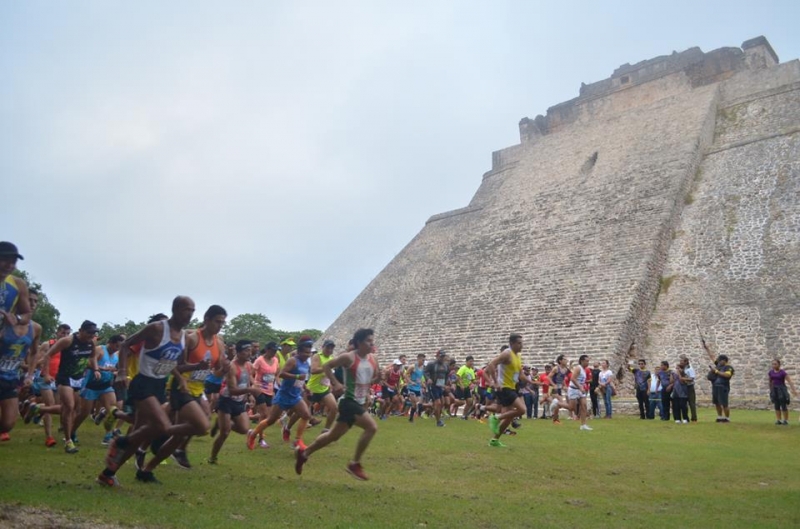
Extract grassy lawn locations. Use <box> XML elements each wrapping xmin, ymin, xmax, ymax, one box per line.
<box><xmin>0</xmin><ymin>408</ymin><xmax>798</xmax><ymax>528</ymax></box>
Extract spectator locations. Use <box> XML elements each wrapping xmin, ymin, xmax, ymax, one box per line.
<box><xmin>628</xmin><ymin>358</ymin><xmax>651</xmax><ymax>419</ymax></box>
<box><xmin>679</xmin><ymin>354</ymin><xmax>697</xmax><ymax>422</ymax></box>
<box><xmin>768</xmin><ymin>359</ymin><xmax>797</xmax><ymax>425</ymax></box>
<box><xmin>657</xmin><ymin>361</ymin><xmax>672</xmax><ymax>421</ymax></box>
<box><xmin>647</xmin><ymin>368</ymin><xmax>662</xmax><ymax>420</ymax></box>
<box><xmin>598</xmin><ymin>360</ymin><xmax>615</xmax><ymax>418</ymax></box>
<box><xmin>702</xmin><ymin>342</ymin><xmax>734</xmax><ymax>423</ymax></box>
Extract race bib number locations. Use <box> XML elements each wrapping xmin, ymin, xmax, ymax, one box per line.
<box><xmin>153</xmin><ymin>362</ymin><xmax>175</xmax><ymax>376</ymax></box>
<box><xmin>436</xmin><ymin>377</ymin><xmax>445</xmax><ymax>387</ymax></box>
<box><xmin>294</xmin><ymin>378</ymin><xmax>305</xmax><ymax>388</ymax></box>
<box><xmin>69</xmin><ymin>376</ymin><xmax>84</xmax><ymax>389</ymax></box>
<box><xmin>262</xmin><ymin>373</ymin><xmax>275</xmax><ymax>385</ymax></box>
<box><xmin>0</xmin><ymin>358</ymin><xmax>21</xmax><ymax>372</ymax></box>
<box><xmin>190</xmin><ymin>369</ymin><xmax>211</xmax><ymax>381</ymax></box>
<box><xmin>321</xmin><ymin>377</ymin><xmax>330</xmax><ymax>388</ymax></box>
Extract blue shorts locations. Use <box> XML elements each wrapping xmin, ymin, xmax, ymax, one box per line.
<box><xmin>273</xmin><ymin>393</ymin><xmax>302</xmax><ymax>410</ymax></box>
<box><xmin>80</xmin><ymin>385</ymin><xmax>115</xmax><ymax>401</ymax></box>
<box><xmin>33</xmin><ymin>377</ymin><xmax>56</xmax><ymax>395</ymax></box>
<box><xmin>407</xmin><ymin>387</ymin><xmax>422</xmax><ymax>398</ymax></box>
<box><xmin>429</xmin><ymin>385</ymin><xmax>445</xmax><ymax>400</ymax></box>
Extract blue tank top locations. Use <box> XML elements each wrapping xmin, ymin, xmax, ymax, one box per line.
<box><xmin>275</xmin><ymin>356</ymin><xmax>310</xmax><ymax>402</ymax></box>
<box><xmin>138</xmin><ymin>321</ymin><xmax>185</xmax><ymax>379</ymax></box>
<box><xmin>408</xmin><ymin>365</ymin><xmax>425</xmax><ymax>391</ymax></box>
<box><xmin>0</xmin><ymin>323</ymin><xmax>34</xmax><ymax>381</ymax></box>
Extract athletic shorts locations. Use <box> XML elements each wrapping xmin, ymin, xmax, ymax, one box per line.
<box><xmin>0</xmin><ymin>379</ymin><xmax>19</xmax><ymax>401</ymax></box>
<box><xmin>429</xmin><ymin>386</ymin><xmax>444</xmax><ymax>401</ymax></box>
<box><xmin>455</xmin><ymin>386</ymin><xmax>471</xmax><ymax>400</ymax></box>
<box><xmin>496</xmin><ymin>388</ymin><xmax>519</xmax><ymax>407</ymax></box>
<box><xmin>381</xmin><ymin>386</ymin><xmax>397</xmax><ymax>399</ymax></box>
<box><xmin>80</xmin><ymin>385</ymin><xmax>115</xmax><ymax>401</ymax></box>
<box><xmin>217</xmin><ymin>396</ymin><xmax>246</xmax><ymax>417</ymax></box>
<box><xmin>400</xmin><ymin>386</ymin><xmax>409</xmax><ymax>397</ymax></box>
<box><xmin>568</xmin><ymin>388</ymin><xmax>586</xmax><ymax>401</ymax></box>
<box><xmin>255</xmin><ymin>393</ymin><xmax>273</xmax><ymax>406</ymax></box>
<box><xmin>56</xmin><ymin>374</ymin><xmax>85</xmax><ymax>390</ymax></box>
<box><xmin>170</xmin><ymin>389</ymin><xmax>201</xmax><ymax>411</ymax></box>
<box><xmin>407</xmin><ymin>387</ymin><xmax>422</xmax><ymax>398</ymax></box>
<box><xmin>273</xmin><ymin>393</ymin><xmax>302</xmax><ymax>411</ymax></box>
<box><xmin>128</xmin><ymin>374</ymin><xmax>168</xmax><ymax>404</ymax></box>
<box><xmin>309</xmin><ymin>390</ymin><xmax>331</xmax><ymax>404</ymax></box>
<box><xmin>33</xmin><ymin>377</ymin><xmax>56</xmax><ymax>395</ymax></box>
<box><xmin>204</xmin><ymin>381</ymin><xmax>222</xmax><ymax>395</ymax></box>
<box><xmin>712</xmin><ymin>385</ymin><xmax>729</xmax><ymax>407</ymax></box>
<box><xmin>336</xmin><ymin>397</ymin><xmax>366</xmax><ymax>427</ymax></box>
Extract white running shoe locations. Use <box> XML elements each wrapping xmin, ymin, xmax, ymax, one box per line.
<box><xmin>580</xmin><ymin>424</ymin><xmax>593</xmax><ymax>431</ymax></box>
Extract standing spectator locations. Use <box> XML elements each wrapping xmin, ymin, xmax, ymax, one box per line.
<box><xmin>657</xmin><ymin>361</ymin><xmax>672</xmax><ymax>421</ymax></box>
<box><xmin>589</xmin><ymin>363</ymin><xmax>600</xmax><ymax>418</ymax></box>
<box><xmin>628</xmin><ymin>358</ymin><xmax>651</xmax><ymax>419</ymax></box>
<box><xmin>702</xmin><ymin>342</ymin><xmax>735</xmax><ymax>423</ymax></box>
<box><xmin>768</xmin><ymin>359</ymin><xmax>797</xmax><ymax>425</ymax></box>
<box><xmin>670</xmin><ymin>365</ymin><xmax>689</xmax><ymax>424</ymax></box>
<box><xmin>598</xmin><ymin>360</ymin><xmax>615</xmax><ymax>418</ymax></box>
<box><xmin>647</xmin><ymin>368</ymin><xmax>662</xmax><ymax>420</ymax></box>
<box><xmin>519</xmin><ymin>366</ymin><xmax>539</xmax><ymax>419</ymax></box>
<box><xmin>679</xmin><ymin>355</ymin><xmax>697</xmax><ymax>422</ymax></box>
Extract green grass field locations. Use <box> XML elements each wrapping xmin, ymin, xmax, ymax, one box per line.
<box><xmin>1</xmin><ymin>409</ymin><xmax>798</xmax><ymax>528</ymax></box>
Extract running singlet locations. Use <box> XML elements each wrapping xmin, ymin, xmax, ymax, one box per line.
<box><xmin>253</xmin><ymin>355</ymin><xmax>278</xmax><ymax>396</ymax></box>
<box><xmin>306</xmin><ymin>352</ymin><xmax>334</xmax><ymax>394</ymax></box>
<box><xmin>385</xmin><ymin>367</ymin><xmax>402</xmax><ymax>390</ymax></box>
<box><xmin>57</xmin><ymin>334</ymin><xmax>95</xmax><ymax>379</ymax></box>
<box><xmin>498</xmin><ymin>352</ymin><xmax>522</xmax><ymax>390</ymax></box>
<box><xmin>343</xmin><ymin>354</ymin><xmax>377</xmax><ymax>404</ymax></box>
<box><xmin>408</xmin><ymin>365</ymin><xmax>425</xmax><ymax>391</ymax></box>
<box><xmin>99</xmin><ymin>345</ymin><xmax>119</xmax><ymax>369</ymax></box>
<box><xmin>0</xmin><ymin>323</ymin><xmax>34</xmax><ymax>382</ymax></box>
<box><xmin>138</xmin><ymin>321</ymin><xmax>185</xmax><ymax>379</ymax></box>
<box><xmin>275</xmin><ymin>356</ymin><xmax>310</xmax><ymax>402</ymax></box>
<box><xmin>221</xmin><ymin>362</ymin><xmax>251</xmax><ymax>402</ymax></box>
<box><xmin>0</xmin><ymin>275</ymin><xmax>20</xmax><ymax>315</ymax></box>
<box><xmin>456</xmin><ymin>365</ymin><xmax>475</xmax><ymax>389</ymax></box>
<box><xmin>183</xmin><ymin>332</ymin><xmax>221</xmax><ymax>397</ymax></box>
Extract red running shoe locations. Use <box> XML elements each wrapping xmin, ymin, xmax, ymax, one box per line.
<box><xmin>282</xmin><ymin>426</ymin><xmax>290</xmax><ymax>443</ymax></box>
<box><xmin>0</xmin><ymin>432</ymin><xmax>10</xmax><ymax>442</ymax></box>
<box><xmin>45</xmin><ymin>436</ymin><xmax>57</xmax><ymax>448</ymax></box>
<box><xmin>246</xmin><ymin>429</ymin><xmax>256</xmax><ymax>451</ymax></box>
<box><xmin>346</xmin><ymin>462</ymin><xmax>369</xmax><ymax>481</ymax></box>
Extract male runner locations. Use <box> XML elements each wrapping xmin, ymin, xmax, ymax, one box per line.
<box><xmin>247</xmin><ymin>336</ymin><xmax>313</xmax><ymax>451</ymax></box>
<box><xmin>97</xmin><ymin>296</ymin><xmax>199</xmax><ymax>486</ymax></box>
<box><xmin>485</xmin><ymin>334</ymin><xmax>528</xmax><ymax>447</ymax></box>
<box><xmin>406</xmin><ymin>353</ymin><xmax>426</xmax><ymax>422</ymax></box>
<box><xmin>35</xmin><ymin>320</ymin><xmax>102</xmax><ymax>453</ymax></box>
<box><xmin>425</xmin><ymin>350</ymin><xmax>450</xmax><ymax>427</ymax></box>
<box><xmin>379</xmin><ymin>359</ymin><xmax>403</xmax><ymax>419</ymax></box>
<box><xmin>455</xmin><ymin>355</ymin><xmax>476</xmax><ymax>419</ymax></box>
<box><xmin>306</xmin><ymin>340</ymin><xmax>338</xmax><ymax>433</ymax></box>
<box><xmin>295</xmin><ymin>328</ymin><xmax>380</xmax><ymax>480</ymax></box>
<box><xmin>559</xmin><ymin>354</ymin><xmax>592</xmax><ymax>430</ymax></box>
<box><xmin>79</xmin><ymin>334</ymin><xmax>123</xmax><ymax>445</ymax></box>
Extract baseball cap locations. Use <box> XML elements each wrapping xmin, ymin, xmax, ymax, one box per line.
<box><xmin>436</xmin><ymin>349</ymin><xmax>446</xmax><ymax>356</ymax></box>
<box><xmin>323</xmin><ymin>339</ymin><xmax>335</xmax><ymax>348</ymax></box>
<box><xmin>0</xmin><ymin>242</ymin><xmax>23</xmax><ymax>260</ymax></box>
<box><xmin>393</xmin><ymin>359</ymin><xmax>403</xmax><ymax>366</ymax></box>
<box><xmin>280</xmin><ymin>338</ymin><xmax>296</xmax><ymax>347</ymax></box>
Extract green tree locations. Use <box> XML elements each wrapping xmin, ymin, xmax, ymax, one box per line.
<box><xmin>97</xmin><ymin>320</ymin><xmax>146</xmax><ymax>343</ymax></box>
<box><xmin>223</xmin><ymin>313</ymin><xmax>280</xmax><ymax>345</ymax></box>
<box><xmin>12</xmin><ymin>269</ymin><xmax>61</xmax><ymax>339</ymax></box>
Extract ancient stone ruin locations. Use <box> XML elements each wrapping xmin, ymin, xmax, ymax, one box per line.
<box><xmin>323</xmin><ymin>37</ymin><xmax>799</xmax><ymax>403</ymax></box>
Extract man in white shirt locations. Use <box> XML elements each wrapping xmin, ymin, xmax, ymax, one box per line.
<box><xmin>647</xmin><ymin>370</ymin><xmax>662</xmax><ymax>420</ymax></box>
<box><xmin>679</xmin><ymin>354</ymin><xmax>697</xmax><ymax>422</ymax></box>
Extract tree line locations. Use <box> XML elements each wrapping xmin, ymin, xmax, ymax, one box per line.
<box><xmin>15</xmin><ymin>269</ymin><xmax>322</xmax><ymax>346</ymax></box>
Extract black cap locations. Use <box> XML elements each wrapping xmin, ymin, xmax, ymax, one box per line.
<box><xmin>323</xmin><ymin>339</ymin><xmax>335</xmax><ymax>348</ymax></box>
<box><xmin>0</xmin><ymin>242</ymin><xmax>23</xmax><ymax>260</ymax></box>
<box><xmin>80</xmin><ymin>320</ymin><xmax>99</xmax><ymax>334</ymax></box>
<box><xmin>437</xmin><ymin>349</ymin><xmax>447</xmax><ymax>356</ymax></box>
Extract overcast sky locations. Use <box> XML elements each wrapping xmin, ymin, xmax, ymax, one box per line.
<box><xmin>2</xmin><ymin>1</ymin><xmax>798</xmax><ymax>333</ymax></box>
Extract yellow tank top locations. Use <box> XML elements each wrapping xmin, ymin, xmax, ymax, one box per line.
<box><xmin>499</xmin><ymin>352</ymin><xmax>522</xmax><ymax>390</ymax></box>
<box><xmin>306</xmin><ymin>352</ymin><xmax>333</xmax><ymax>394</ymax></box>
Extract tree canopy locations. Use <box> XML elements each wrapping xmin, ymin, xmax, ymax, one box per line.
<box><xmin>12</xmin><ymin>269</ymin><xmax>61</xmax><ymax>339</ymax></box>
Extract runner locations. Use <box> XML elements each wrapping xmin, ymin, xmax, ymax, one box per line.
<box><xmin>566</xmin><ymin>355</ymin><xmax>592</xmax><ymax>431</ymax></box>
<box><xmin>78</xmin><ymin>334</ymin><xmax>123</xmax><ymax>446</ymax></box>
<box><xmin>455</xmin><ymin>356</ymin><xmax>476</xmax><ymax>419</ymax></box>
<box><xmin>425</xmin><ymin>349</ymin><xmax>450</xmax><ymax>427</ymax></box>
<box><xmin>28</xmin><ymin>323</ymin><xmax>70</xmax><ymax>446</ymax></box>
<box><xmin>247</xmin><ymin>336</ymin><xmax>313</xmax><ymax>451</ymax></box>
<box><xmin>306</xmin><ymin>340</ymin><xmax>338</xmax><ymax>433</ymax></box>
<box><xmin>0</xmin><ymin>291</ymin><xmax>41</xmax><ymax>441</ymax></box>
<box><xmin>251</xmin><ymin>341</ymin><xmax>279</xmax><ymax>447</ymax></box>
<box><xmin>34</xmin><ymin>320</ymin><xmax>102</xmax><ymax>453</ymax></box>
<box><xmin>97</xmin><ymin>296</ymin><xmax>197</xmax><ymax>486</ymax></box>
<box><xmin>209</xmin><ymin>340</ymin><xmax>259</xmax><ymax>463</ymax></box>
<box><xmin>0</xmin><ymin>242</ymin><xmax>33</xmax><ymax>328</ymax></box>
<box><xmin>485</xmin><ymin>334</ymin><xmax>528</xmax><ymax>447</ymax></box>
<box><xmin>406</xmin><ymin>353</ymin><xmax>426</xmax><ymax>422</ymax></box>
<box><xmin>379</xmin><ymin>359</ymin><xmax>403</xmax><ymax>420</ymax></box>
<box><xmin>295</xmin><ymin>328</ymin><xmax>380</xmax><ymax>480</ymax></box>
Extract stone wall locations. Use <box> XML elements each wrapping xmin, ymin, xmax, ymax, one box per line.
<box><xmin>323</xmin><ymin>38</ymin><xmax>799</xmax><ymax>405</ymax></box>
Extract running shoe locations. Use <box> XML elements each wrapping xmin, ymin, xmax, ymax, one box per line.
<box><xmin>580</xmin><ymin>424</ymin><xmax>593</xmax><ymax>431</ymax></box>
<box><xmin>282</xmin><ymin>426</ymin><xmax>291</xmax><ymax>443</ymax></box>
<box><xmin>135</xmin><ymin>470</ymin><xmax>161</xmax><ymax>484</ymax></box>
<box><xmin>552</xmin><ymin>419</ymin><xmax>562</xmax><ymax>425</ymax></box>
<box><xmin>246</xmin><ymin>429</ymin><xmax>256</xmax><ymax>451</ymax></box>
<box><xmin>488</xmin><ymin>414</ymin><xmax>500</xmax><ymax>436</ymax></box>
<box><xmin>106</xmin><ymin>437</ymin><xmax>128</xmax><ymax>471</ymax></box>
<box><xmin>103</xmin><ymin>406</ymin><xmax>118</xmax><ymax>431</ymax></box>
<box><xmin>96</xmin><ymin>473</ymin><xmax>121</xmax><ymax>488</ymax></box>
<box><xmin>511</xmin><ymin>419</ymin><xmax>521</xmax><ymax>429</ymax></box>
<box><xmin>45</xmin><ymin>436</ymin><xmax>57</xmax><ymax>448</ymax></box>
<box><xmin>292</xmin><ymin>439</ymin><xmax>307</xmax><ymax>451</ymax></box>
<box><xmin>101</xmin><ymin>432</ymin><xmax>114</xmax><ymax>446</ymax></box>
<box><xmin>207</xmin><ymin>457</ymin><xmax>218</xmax><ymax>465</ymax></box>
<box><xmin>259</xmin><ymin>439</ymin><xmax>270</xmax><ymax>449</ymax></box>
<box><xmin>65</xmin><ymin>439</ymin><xmax>79</xmax><ymax>454</ymax></box>
<box><xmin>309</xmin><ymin>417</ymin><xmax>321</xmax><ymax>427</ymax></box>
<box><xmin>32</xmin><ymin>413</ymin><xmax>42</xmax><ymax>425</ymax></box>
<box><xmin>24</xmin><ymin>403</ymin><xmax>40</xmax><ymax>424</ymax></box>
<box><xmin>436</xmin><ymin>420</ymin><xmax>445</xmax><ymax>427</ymax></box>
<box><xmin>346</xmin><ymin>462</ymin><xmax>369</xmax><ymax>481</ymax></box>
<box><xmin>71</xmin><ymin>433</ymin><xmax>79</xmax><ymax>445</ymax></box>
<box><xmin>294</xmin><ymin>448</ymin><xmax>308</xmax><ymax>475</ymax></box>
<box><xmin>94</xmin><ymin>407</ymin><xmax>108</xmax><ymax>426</ymax></box>
<box><xmin>488</xmin><ymin>439</ymin><xmax>506</xmax><ymax>448</ymax></box>
<box><xmin>134</xmin><ymin>449</ymin><xmax>146</xmax><ymax>471</ymax></box>
<box><xmin>171</xmin><ymin>450</ymin><xmax>191</xmax><ymax>470</ymax></box>
<box><xmin>0</xmin><ymin>432</ymin><xmax>10</xmax><ymax>442</ymax></box>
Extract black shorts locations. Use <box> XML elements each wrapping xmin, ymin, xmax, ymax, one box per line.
<box><xmin>336</xmin><ymin>398</ymin><xmax>366</xmax><ymax>427</ymax></box>
<box><xmin>217</xmin><ymin>396</ymin><xmax>246</xmax><ymax>417</ymax></box>
<box><xmin>496</xmin><ymin>388</ymin><xmax>519</xmax><ymax>407</ymax></box>
<box><xmin>712</xmin><ymin>385</ymin><xmax>730</xmax><ymax>407</ymax></box>
<box><xmin>204</xmin><ymin>381</ymin><xmax>222</xmax><ymax>395</ymax></box>
<box><xmin>381</xmin><ymin>386</ymin><xmax>397</xmax><ymax>399</ymax></box>
<box><xmin>128</xmin><ymin>374</ymin><xmax>168</xmax><ymax>404</ymax></box>
<box><xmin>455</xmin><ymin>386</ymin><xmax>471</xmax><ymax>400</ymax></box>
<box><xmin>429</xmin><ymin>386</ymin><xmax>444</xmax><ymax>401</ymax></box>
<box><xmin>309</xmin><ymin>390</ymin><xmax>331</xmax><ymax>404</ymax></box>
<box><xmin>170</xmin><ymin>389</ymin><xmax>201</xmax><ymax>411</ymax></box>
<box><xmin>0</xmin><ymin>379</ymin><xmax>19</xmax><ymax>401</ymax></box>
<box><xmin>255</xmin><ymin>393</ymin><xmax>273</xmax><ymax>406</ymax></box>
